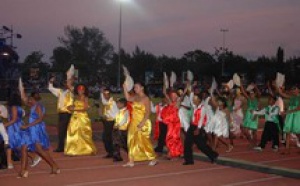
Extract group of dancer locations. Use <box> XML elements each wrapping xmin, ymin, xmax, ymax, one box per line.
<box><xmin>0</xmin><ymin>68</ymin><xmax>300</xmax><ymax>178</ymax></box>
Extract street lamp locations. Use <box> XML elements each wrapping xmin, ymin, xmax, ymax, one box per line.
<box><xmin>220</xmin><ymin>28</ymin><xmax>228</xmax><ymax>76</ymax></box>
<box><xmin>117</xmin><ymin>0</ymin><xmax>130</xmax><ymax>89</ymax></box>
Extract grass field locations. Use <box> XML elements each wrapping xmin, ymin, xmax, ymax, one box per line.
<box><xmin>35</xmin><ymin>93</ymin><xmax>278</xmax><ymax>127</ymax></box>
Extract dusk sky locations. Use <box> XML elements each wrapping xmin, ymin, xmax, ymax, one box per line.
<box><xmin>1</xmin><ymin>0</ymin><xmax>300</xmax><ymax>61</ymax></box>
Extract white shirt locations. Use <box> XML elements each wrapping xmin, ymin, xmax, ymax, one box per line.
<box><xmin>48</xmin><ymin>83</ymin><xmax>73</xmax><ymax>110</ymax></box>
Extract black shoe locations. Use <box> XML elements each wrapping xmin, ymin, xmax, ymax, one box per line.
<box><xmin>53</xmin><ymin>149</ymin><xmax>64</xmax><ymax>153</ymax></box>
<box><xmin>211</xmin><ymin>154</ymin><xmax>219</xmax><ymax>164</ymax></box>
<box><xmin>182</xmin><ymin>162</ymin><xmax>194</xmax><ymax>165</ymax></box>
<box><xmin>113</xmin><ymin>157</ymin><xmax>123</xmax><ymax>162</ymax></box>
<box><xmin>154</xmin><ymin>147</ymin><xmax>162</xmax><ymax>153</ymax></box>
<box><xmin>103</xmin><ymin>154</ymin><xmax>113</xmax><ymax>159</ymax></box>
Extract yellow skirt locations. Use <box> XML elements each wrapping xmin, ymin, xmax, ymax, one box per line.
<box><xmin>64</xmin><ymin>112</ymin><xmax>97</xmax><ymax>156</ymax></box>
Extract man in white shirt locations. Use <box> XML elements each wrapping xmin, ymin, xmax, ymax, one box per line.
<box><xmin>48</xmin><ymin>77</ymin><xmax>74</xmax><ymax>152</ymax></box>
<box><xmin>100</xmin><ymin>88</ymin><xmax>118</xmax><ymax>158</ymax></box>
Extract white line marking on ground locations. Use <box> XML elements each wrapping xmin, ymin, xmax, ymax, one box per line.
<box><xmin>221</xmin><ymin>176</ymin><xmax>282</xmax><ymax>186</ymax></box>
<box><xmin>65</xmin><ymin>166</ymin><xmax>228</xmax><ymax>186</ymax></box>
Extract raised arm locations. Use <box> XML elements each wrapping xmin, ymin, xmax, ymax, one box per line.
<box><xmin>277</xmin><ymin>86</ymin><xmax>291</xmax><ymax>99</ymax></box>
<box><xmin>267</xmin><ymin>81</ymin><xmax>274</xmax><ymax>97</ymax></box>
<box><xmin>240</xmin><ymin>81</ymin><xmax>249</xmax><ymax>99</ymax></box>
<box><xmin>123</xmin><ymin>84</ymin><xmax>135</xmax><ymax>102</ymax></box>
<box><xmin>162</xmin><ymin>84</ymin><xmax>171</xmax><ymax>104</ymax></box>
<box><xmin>48</xmin><ymin>77</ymin><xmax>61</xmax><ymax>97</ymax></box>
<box><xmin>254</xmin><ymin>84</ymin><xmax>261</xmax><ymax>98</ymax></box>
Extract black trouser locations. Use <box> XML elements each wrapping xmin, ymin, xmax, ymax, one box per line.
<box><xmin>103</xmin><ymin>120</ymin><xmax>114</xmax><ymax>155</ymax></box>
<box><xmin>57</xmin><ymin>113</ymin><xmax>71</xmax><ymax>151</ymax></box>
<box><xmin>259</xmin><ymin>121</ymin><xmax>279</xmax><ymax>148</ymax></box>
<box><xmin>0</xmin><ymin>141</ymin><xmax>7</xmax><ymax>169</ymax></box>
<box><xmin>184</xmin><ymin>125</ymin><xmax>218</xmax><ymax>163</ymax></box>
<box><xmin>112</xmin><ymin>129</ymin><xmax>128</xmax><ymax>160</ymax></box>
<box><xmin>278</xmin><ymin>115</ymin><xmax>284</xmax><ymax>139</ymax></box>
<box><xmin>155</xmin><ymin>122</ymin><xmax>167</xmax><ymax>153</ymax></box>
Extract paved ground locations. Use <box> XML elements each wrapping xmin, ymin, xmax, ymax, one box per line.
<box><xmin>0</xmin><ymin>124</ymin><xmax>299</xmax><ymax>186</ymax></box>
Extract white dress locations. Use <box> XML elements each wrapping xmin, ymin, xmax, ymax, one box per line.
<box><xmin>178</xmin><ymin>95</ymin><xmax>192</xmax><ymax>132</ymax></box>
<box><xmin>212</xmin><ymin>108</ymin><xmax>230</xmax><ymax>138</ymax></box>
<box><xmin>203</xmin><ymin>97</ymin><xmax>215</xmax><ymax>133</ymax></box>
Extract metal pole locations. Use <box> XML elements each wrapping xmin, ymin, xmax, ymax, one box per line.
<box><xmin>117</xmin><ymin>3</ymin><xmax>122</xmax><ymax>89</ymax></box>
<box><xmin>220</xmin><ymin>29</ymin><xmax>228</xmax><ymax>76</ymax></box>
<box><xmin>10</xmin><ymin>25</ymin><xmax>13</xmax><ymax>47</ymax></box>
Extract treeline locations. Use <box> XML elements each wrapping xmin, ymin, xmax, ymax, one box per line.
<box><xmin>19</xmin><ymin>26</ymin><xmax>300</xmax><ymax>86</ymax></box>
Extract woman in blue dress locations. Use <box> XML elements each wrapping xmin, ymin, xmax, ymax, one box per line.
<box><xmin>18</xmin><ymin>91</ymin><xmax>60</xmax><ymax>178</ymax></box>
<box><xmin>3</xmin><ymin>93</ymin><xmax>25</xmax><ymax>170</ymax></box>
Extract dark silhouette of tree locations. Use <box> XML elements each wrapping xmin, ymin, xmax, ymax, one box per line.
<box><xmin>51</xmin><ymin>26</ymin><xmax>114</xmax><ymax>82</ymax></box>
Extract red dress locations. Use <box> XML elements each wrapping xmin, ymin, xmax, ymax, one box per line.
<box><xmin>161</xmin><ymin>102</ymin><xmax>183</xmax><ymax>157</ymax></box>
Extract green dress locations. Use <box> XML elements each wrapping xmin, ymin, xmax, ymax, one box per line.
<box><xmin>284</xmin><ymin>95</ymin><xmax>300</xmax><ymax>134</ymax></box>
<box><xmin>243</xmin><ymin>98</ymin><xmax>259</xmax><ymax>130</ymax></box>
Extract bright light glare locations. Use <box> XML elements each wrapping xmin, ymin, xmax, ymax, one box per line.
<box><xmin>2</xmin><ymin>52</ymin><xmax>9</xmax><ymax>56</ymax></box>
<box><xmin>118</xmin><ymin>0</ymin><xmax>131</xmax><ymax>3</ymax></box>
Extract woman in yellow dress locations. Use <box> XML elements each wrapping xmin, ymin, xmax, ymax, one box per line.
<box><xmin>64</xmin><ymin>84</ymin><xmax>97</xmax><ymax>156</ymax></box>
<box><xmin>123</xmin><ymin>82</ymin><xmax>157</xmax><ymax>167</ymax></box>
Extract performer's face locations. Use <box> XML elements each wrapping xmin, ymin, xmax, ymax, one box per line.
<box><xmin>28</xmin><ymin>97</ymin><xmax>36</xmax><ymax>106</ymax></box>
<box><xmin>249</xmin><ymin>92</ymin><xmax>255</xmax><ymax>99</ymax></box>
<box><xmin>134</xmin><ymin>84</ymin><xmax>144</xmax><ymax>94</ymax></box>
<box><xmin>192</xmin><ymin>95</ymin><xmax>201</xmax><ymax>106</ymax></box>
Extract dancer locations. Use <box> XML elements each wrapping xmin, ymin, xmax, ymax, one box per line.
<box><xmin>278</xmin><ymin>86</ymin><xmax>300</xmax><ymax>154</ymax></box>
<box><xmin>3</xmin><ymin>93</ymin><xmax>24</xmax><ymax>169</ymax></box>
<box><xmin>152</xmin><ymin>96</ymin><xmax>168</xmax><ymax>154</ymax></box>
<box><xmin>123</xmin><ymin>82</ymin><xmax>157</xmax><ymax>167</ymax></box>
<box><xmin>0</xmin><ymin>104</ymin><xmax>8</xmax><ymax>148</ymax></box>
<box><xmin>212</xmin><ymin>96</ymin><xmax>233</xmax><ymax>152</ymax></box>
<box><xmin>112</xmin><ymin>98</ymin><xmax>129</xmax><ymax>162</ymax></box>
<box><xmin>18</xmin><ymin>91</ymin><xmax>60</xmax><ymax>178</ymax></box>
<box><xmin>161</xmin><ymin>89</ymin><xmax>184</xmax><ymax>159</ymax></box>
<box><xmin>253</xmin><ymin>96</ymin><xmax>280</xmax><ymax>152</ymax></box>
<box><xmin>241</xmin><ymin>83</ymin><xmax>261</xmax><ymax>147</ymax></box>
<box><xmin>231</xmin><ymin>88</ymin><xmax>244</xmax><ymax>137</ymax></box>
<box><xmin>0</xmin><ymin>104</ymin><xmax>9</xmax><ymax>169</ymax></box>
<box><xmin>267</xmin><ymin>81</ymin><xmax>285</xmax><ymax>144</ymax></box>
<box><xmin>64</xmin><ymin>84</ymin><xmax>97</xmax><ymax>156</ymax></box>
<box><xmin>183</xmin><ymin>93</ymin><xmax>219</xmax><ymax>165</ymax></box>
<box><xmin>100</xmin><ymin>88</ymin><xmax>118</xmax><ymax>158</ymax></box>
<box><xmin>48</xmin><ymin>77</ymin><xmax>74</xmax><ymax>152</ymax></box>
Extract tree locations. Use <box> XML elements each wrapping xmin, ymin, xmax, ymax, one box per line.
<box><xmin>20</xmin><ymin>51</ymin><xmax>50</xmax><ymax>88</ymax></box>
<box><xmin>51</xmin><ymin>26</ymin><xmax>114</xmax><ymax>82</ymax></box>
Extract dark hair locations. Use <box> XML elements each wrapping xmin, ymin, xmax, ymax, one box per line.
<box><xmin>30</xmin><ymin>91</ymin><xmax>41</xmax><ymax>101</ymax></box>
<box><xmin>269</xmin><ymin>95</ymin><xmax>277</xmax><ymax>102</ymax></box>
<box><xmin>117</xmin><ymin>97</ymin><xmax>127</xmax><ymax>106</ymax></box>
<box><xmin>218</xmin><ymin>96</ymin><xmax>228</xmax><ymax>108</ymax></box>
<box><xmin>134</xmin><ymin>81</ymin><xmax>149</xmax><ymax>96</ymax></box>
<box><xmin>74</xmin><ymin>84</ymin><xmax>88</xmax><ymax>96</ymax></box>
<box><xmin>7</xmin><ymin>93</ymin><xmax>22</xmax><ymax>107</ymax></box>
<box><xmin>194</xmin><ymin>93</ymin><xmax>202</xmax><ymax>101</ymax></box>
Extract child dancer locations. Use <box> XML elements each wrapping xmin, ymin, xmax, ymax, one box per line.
<box><xmin>183</xmin><ymin>93</ymin><xmax>218</xmax><ymax>165</ymax></box>
<box><xmin>112</xmin><ymin>98</ymin><xmax>129</xmax><ymax>162</ymax></box>
<box><xmin>212</xmin><ymin>96</ymin><xmax>233</xmax><ymax>152</ymax></box>
<box><xmin>241</xmin><ymin>83</ymin><xmax>261</xmax><ymax>147</ymax></box>
<box><xmin>277</xmin><ymin>86</ymin><xmax>300</xmax><ymax>154</ymax></box>
<box><xmin>253</xmin><ymin>96</ymin><xmax>280</xmax><ymax>151</ymax></box>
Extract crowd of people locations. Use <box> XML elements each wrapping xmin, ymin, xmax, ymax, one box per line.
<box><xmin>0</xmin><ymin>71</ymin><xmax>300</xmax><ymax>178</ymax></box>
